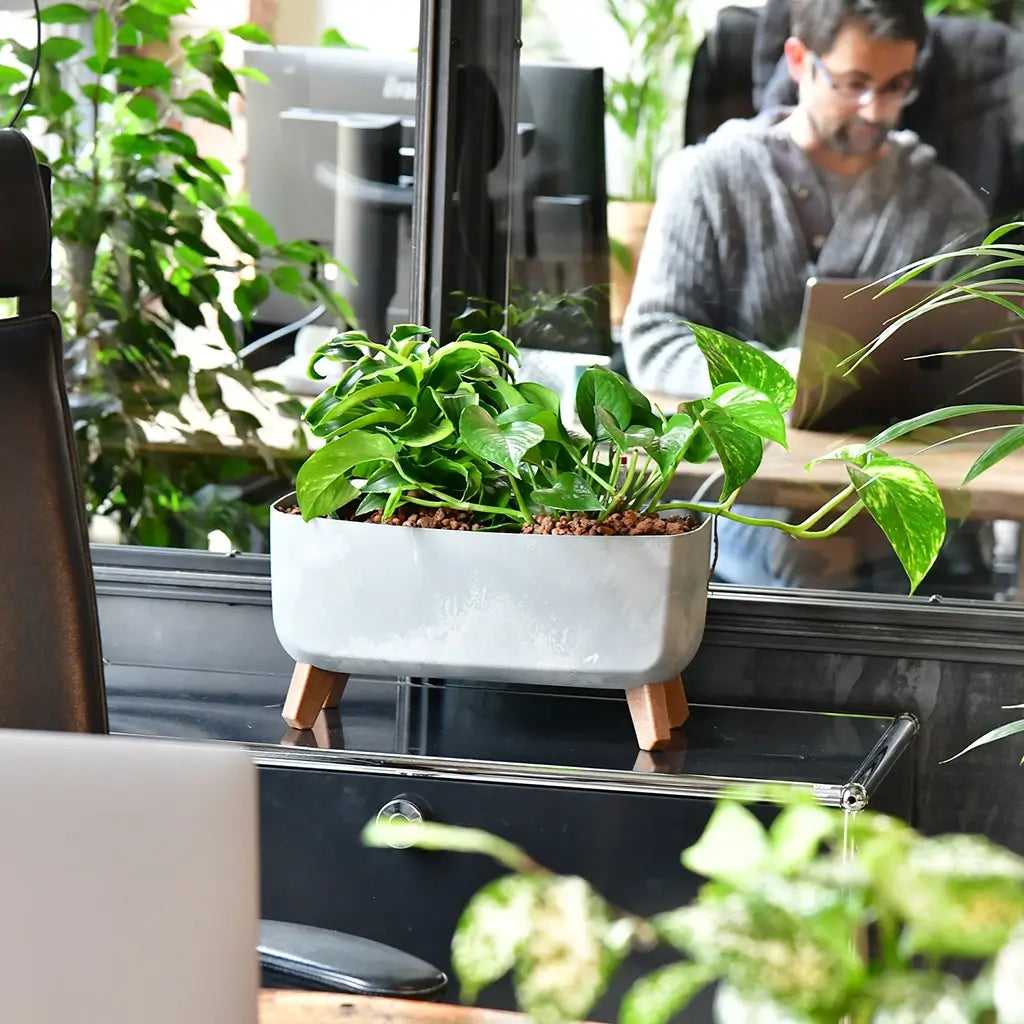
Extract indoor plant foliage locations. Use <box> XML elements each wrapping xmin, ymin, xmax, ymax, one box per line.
<box><xmin>364</xmin><ymin>799</ymin><xmax>1024</xmax><ymax>1024</ymax></box>
<box><xmin>0</xmin><ymin>0</ymin><xmax>350</xmax><ymax>546</ymax></box>
<box><xmin>292</xmin><ymin>321</ymin><xmax>1004</xmax><ymax>593</ymax></box>
<box><xmin>868</xmin><ymin>221</ymin><xmax>1024</xmax><ymax>761</ymax></box>
<box><xmin>604</xmin><ymin>0</ymin><xmax>694</xmax><ymax>205</ymax></box>
<box><xmin>603</xmin><ymin>0</ymin><xmax>694</xmax><ymax>322</ymax></box>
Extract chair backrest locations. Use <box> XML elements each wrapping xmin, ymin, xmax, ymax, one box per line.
<box><xmin>0</xmin><ymin>128</ymin><xmax>107</xmax><ymax>732</ymax></box>
<box><xmin>683</xmin><ymin>5</ymin><xmax>761</xmax><ymax>147</ymax></box>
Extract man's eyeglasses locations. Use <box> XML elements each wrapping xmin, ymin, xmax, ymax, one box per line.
<box><xmin>810</xmin><ymin>53</ymin><xmax>920</xmax><ymax>108</ymax></box>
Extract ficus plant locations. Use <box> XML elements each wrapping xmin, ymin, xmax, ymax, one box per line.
<box><xmin>0</xmin><ymin>0</ymin><xmax>352</xmax><ymax>547</ymax></box>
<box><xmin>293</xmin><ymin>321</ymin><xmax>1023</xmax><ymax>593</ymax></box>
<box><xmin>363</xmin><ymin>796</ymin><xmax>1024</xmax><ymax>1024</ymax></box>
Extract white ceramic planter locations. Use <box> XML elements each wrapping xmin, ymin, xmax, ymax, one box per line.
<box><xmin>270</xmin><ymin>495</ymin><xmax>712</xmax><ymax>689</ymax></box>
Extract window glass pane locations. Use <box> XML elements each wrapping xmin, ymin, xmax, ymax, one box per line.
<box><xmin>516</xmin><ymin>0</ymin><xmax>1021</xmax><ymax>605</ymax></box>
<box><xmin>1</xmin><ymin>0</ymin><xmax>419</xmax><ymax>553</ymax></box>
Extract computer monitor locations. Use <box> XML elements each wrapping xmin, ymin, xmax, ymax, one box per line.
<box><xmin>243</xmin><ymin>45</ymin><xmax>611</xmax><ymax>355</ymax></box>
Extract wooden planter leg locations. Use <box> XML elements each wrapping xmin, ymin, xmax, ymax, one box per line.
<box><xmin>626</xmin><ymin>676</ymin><xmax>690</xmax><ymax>751</ymax></box>
<box><xmin>663</xmin><ymin>674</ymin><xmax>689</xmax><ymax>728</ymax></box>
<box><xmin>282</xmin><ymin>663</ymin><xmax>349</xmax><ymax>730</ymax></box>
<box><xmin>626</xmin><ymin>682</ymin><xmax>671</xmax><ymax>751</ymax></box>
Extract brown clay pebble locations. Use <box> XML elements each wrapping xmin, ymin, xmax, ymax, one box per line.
<box><xmin>287</xmin><ymin>502</ymin><xmax>697</xmax><ymax>535</ymax></box>
<box><xmin>523</xmin><ymin>511</ymin><xmax>697</xmax><ymax>536</ymax></box>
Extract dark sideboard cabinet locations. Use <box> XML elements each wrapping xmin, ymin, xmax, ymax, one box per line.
<box><xmin>92</xmin><ymin>544</ymin><xmax>1024</xmax><ymax>1019</ymax></box>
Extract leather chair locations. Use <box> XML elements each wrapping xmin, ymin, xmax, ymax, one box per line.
<box><xmin>0</xmin><ymin>127</ymin><xmax>107</xmax><ymax>733</ymax></box>
<box><xmin>0</xmin><ymin>128</ymin><xmax>446</xmax><ymax>999</ymax></box>
<box><xmin>683</xmin><ymin>4</ymin><xmax>760</xmax><ymax>146</ymax></box>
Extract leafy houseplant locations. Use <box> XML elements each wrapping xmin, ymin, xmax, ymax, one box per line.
<box><xmin>268</xmin><ymin>317</ymin><xmax>1024</xmax><ymax>747</ymax></box>
<box><xmin>0</xmin><ymin>0</ymin><xmax>351</xmax><ymax>547</ymax></box>
<box><xmin>363</xmin><ymin>797</ymin><xmax>1024</xmax><ymax>1023</ymax></box>
<box><xmin>861</xmin><ymin>221</ymin><xmax>1024</xmax><ymax>764</ymax></box>
<box><xmin>289</xmin><ymin>321</ymin><xmax>1000</xmax><ymax>593</ymax></box>
<box><xmin>604</xmin><ymin>0</ymin><xmax>694</xmax><ymax>206</ymax></box>
<box><xmin>604</xmin><ymin>0</ymin><xmax>694</xmax><ymax>324</ymax></box>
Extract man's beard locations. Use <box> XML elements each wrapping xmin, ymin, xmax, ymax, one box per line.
<box><xmin>808</xmin><ymin>111</ymin><xmax>893</xmax><ymax>156</ymax></box>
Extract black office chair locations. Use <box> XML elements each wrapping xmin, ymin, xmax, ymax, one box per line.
<box><xmin>0</xmin><ymin>128</ymin><xmax>107</xmax><ymax>733</ymax></box>
<box><xmin>0</xmin><ymin>127</ymin><xmax>445</xmax><ymax>1000</ymax></box>
<box><xmin>683</xmin><ymin>5</ymin><xmax>761</xmax><ymax>147</ymax></box>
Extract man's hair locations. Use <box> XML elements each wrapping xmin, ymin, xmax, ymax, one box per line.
<box><xmin>790</xmin><ymin>0</ymin><xmax>927</xmax><ymax>53</ymax></box>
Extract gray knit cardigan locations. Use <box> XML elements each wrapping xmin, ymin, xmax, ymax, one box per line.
<box><xmin>621</xmin><ymin>114</ymin><xmax>991</xmax><ymax>590</ymax></box>
<box><xmin>622</xmin><ymin>114</ymin><xmax>989</xmax><ymax>397</ymax></box>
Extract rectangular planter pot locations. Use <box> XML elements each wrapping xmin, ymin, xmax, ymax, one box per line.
<box><xmin>270</xmin><ymin>495</ymin><xmax>712</xmax><ymax>689</ymax></box>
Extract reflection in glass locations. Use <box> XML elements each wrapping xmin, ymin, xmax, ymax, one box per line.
<box><xmin>0</xmin><ymin>3</ymin><xmax>368</xmax><ymax>552</ymax></box>
<box><xmin>523</xmin><ymin>3</ymin><xmax>1023</xmax><ymax>603</ymax></box>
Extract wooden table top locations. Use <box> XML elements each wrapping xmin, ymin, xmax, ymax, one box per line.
<box><xmin>669</xmin><ymin>425</ymin><xmax>1024</xmax><ymax>521</ymax></box>
<box><xmin>133</xmin><ymin>356</ymin><xmax>1024</xmax><ymax>524</ymax></box>
<box><xmin>258</xmin><ymin>991</ymin><xmax>541</xmax><ymax>1024</ymax></box>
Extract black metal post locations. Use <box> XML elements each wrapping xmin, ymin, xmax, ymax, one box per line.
<box><xmin>411</xmin><ymin>0</ymin><xmax>523</xmax><ymax>339</ymax></box>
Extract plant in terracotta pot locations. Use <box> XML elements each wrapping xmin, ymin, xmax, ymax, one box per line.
<box><xmin>268</xmin><ymin>320</ymin><xmax>1015</xmax><ymax>749</ymax></box>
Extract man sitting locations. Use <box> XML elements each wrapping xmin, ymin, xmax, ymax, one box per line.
<box><xmin>622</xmin><ymin>0</ymin><xmax>992</xmax><ymax>594</ymax></box>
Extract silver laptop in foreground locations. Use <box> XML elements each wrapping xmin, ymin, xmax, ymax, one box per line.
<box><xmin>0</xmin><ymin>729</ymin><xmax>259</xmax><ymax>1024</ymax></box>
<box><xmin>790</xmin><ymin>277</ymin><xmax>1024</xmax><ymax>435</ymax></box>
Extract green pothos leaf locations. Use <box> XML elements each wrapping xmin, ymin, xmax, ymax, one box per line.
<box><xmin>846</xmin><ymin>453</ymin><xmax>946</xmax><ymax>594</ymax></box>
<box><xmin>688</xmin><ymin>321</ymin><xmax>796</xmax><ymax>413</ymax></box>
<box><xmin>576</xmin><ymin>365</ymin><xmax>633</xmax><ymax>438</ymax></box>
<box><xmin>459</xmin><ymin>406</ymin><xmax>544</xmax><ymax>477</ymax></box>
<box><xmin>382</xmin><ymin>486</ymin><xmax>404</xmax><ymax>521</ymax></box>
<box><xmin>690</xmin><ymin>401</ymin><xmax>764</xmax><ymax>497</ymax></box>
<box><xmin>294</xmin><ymin>430</ymin><xmax>396</xmax><ymax>520</ymax></box>
<box><xmin>532</xmin><ymin>473</ymin><xmax>604</xmax><ymax>513</ymax></box>
<box><xmin>394</xmin><ymin>388</ymin><xmax>453</xmax><ymax>447</ymax></box>
<box><xmin>649</xmin><ymin>412</ymin><xmax>699</xmax><ymax>474</ymax></box>
<box><xmin>596</xmin><ymin>406</ymin><xmax>657</xmax><ymax>452</ymax></box>
<box><xmin>710</xmin><ymin>382</ymin><xmax>788</xmax><ymax>448</ymax></box>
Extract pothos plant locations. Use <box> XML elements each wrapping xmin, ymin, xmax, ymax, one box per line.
<box><xmin>363</xmin><ymin>796</ymin><xmax>1024</xmax><ymax>1023</ymax></box>
<box><xmin>294</xmin><ymin>321</ymin><xmax>1023</xmax><ymax>593</ymax></box>
<box><xmin>0</xmin><ymin>0</ymin><xmax>352</xmax><ymax>547</ymax></box>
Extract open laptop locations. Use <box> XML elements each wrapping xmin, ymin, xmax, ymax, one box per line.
<box><xmin>0</xmin><ymin>729</ymin><xmax>259</xmax><ymax>1024</ymax></box>
<box><xmin>789</xmin><ymin>277</ymin><xmax>1024</xmax><ymax>435</ymax></box>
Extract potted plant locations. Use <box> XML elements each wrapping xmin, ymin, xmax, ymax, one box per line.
<box><xmin>0</xmin><ymin>0</ymin><xmax>351</xmax><ymax>547</ymax></box>
<box><xmin>363</xmin><ymin>794</ymin><xmax>1024</xmax><ymax>1023</ymax></box>
<box><xmin>268</xmin><ymin>318</ymin><xmax>1018</xmax><ymax>749</ymax></box>
<box><xmin>603</xmin><ymin>0</ymin><xmax>694</xmax><ymax>324</ymax></box>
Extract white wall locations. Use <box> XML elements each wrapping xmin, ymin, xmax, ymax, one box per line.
<box><xmin>312</xmin><ymin>0</ymin><xmax>419</xmax><ymax>50</ymax></box>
